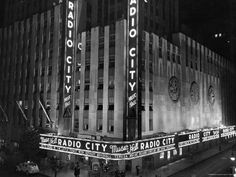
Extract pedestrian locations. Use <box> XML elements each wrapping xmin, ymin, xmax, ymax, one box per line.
<box><xmin>136</xmin><ymin>165</ymin><xmax>140</xmax><ymax>176</ymax></box>
<box><xmin>74</xmin><ymin>162</ymin><xmax>80</xmax><ymax>177</ymax></box>
<box><xmin>115</xmin><ymin>169</ymin><xmax>119</xmax><ymax>177</ymax></box>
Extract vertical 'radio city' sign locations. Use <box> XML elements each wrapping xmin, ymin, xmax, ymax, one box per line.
<box><xmin>64</xmin><ymin>0</ymin><xmax>74</xmax><ymax>109</ymax></box>
<box><xmin>127</xmin><ymin>0</ymin><xmax>139</xmax><ymax>110</ymax></box>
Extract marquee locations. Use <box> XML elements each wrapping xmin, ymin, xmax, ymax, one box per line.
<box><xmin>40</xmin><ymin>126</ymin><xmax>236</xmax><ymax>160</ymax></box>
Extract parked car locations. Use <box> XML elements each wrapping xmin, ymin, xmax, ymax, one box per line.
<box><xmin>16</xmin><ymin>161</ymin><xmax>39</xmax><ymax>174</ymax></box>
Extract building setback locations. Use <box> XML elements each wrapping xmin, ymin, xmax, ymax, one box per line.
<box><xmin>0</xmin><ymin>0</ymin><xmax>232</xmax><ymax>174</ymax></box>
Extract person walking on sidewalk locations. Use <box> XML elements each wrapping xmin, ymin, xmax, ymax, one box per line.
<box><xmin>136</xmin><ymin>165</ymin><xmax>140</xmax><ymax>176</ymax></box>
<box><xmin>74</xmin><ymin>162</ymin><xmax>80</xmax><ymax>177</ymax></box>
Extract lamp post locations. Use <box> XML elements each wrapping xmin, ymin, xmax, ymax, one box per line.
<box><xmin>230</xmin><ymin>152</ymin><xmax>235</xmax><ymax>161</ymax></box>
<box><xmin>230</xmin><ymin>147</ymin><xmax>236</xmax><ymax>176</ymax></box>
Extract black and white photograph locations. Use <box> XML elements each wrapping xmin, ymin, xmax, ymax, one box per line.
<box><xmin>0</xmin><ymin>0</ymin><xmax>236</xmax><ymax>177</ymax></box>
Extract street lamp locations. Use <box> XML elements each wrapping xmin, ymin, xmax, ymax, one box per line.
<box><xmin>231</xmin><ymin>151</ymin><xmax>236</xmax><ymax>161</ymax></box>
<box><xmin>231</xmin><ymin>156</ymin><xmax>236</xmax><ymax>161</ymax></box>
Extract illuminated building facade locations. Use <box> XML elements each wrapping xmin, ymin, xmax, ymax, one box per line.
<box><xmin>0</xmin><ymin>0</ymin><xmax>234</xmax><ymax>174</ymax></box>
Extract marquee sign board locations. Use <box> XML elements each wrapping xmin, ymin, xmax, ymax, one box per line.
<box><xmin>40</xmin><ymin>134</ymin><xmax>175</xmax><ymax>160</ymax></box>
<box><xmin>126</xmin><ymin>0</ymin><xmax>141</xmax><ymax>140</ymax></box>
<box><xmin>202</xmin><ymin>128</ymin><xmax>219</xmax><ymax>142</ymax></box>
<box><xmin>220</xmin><ymin>126</ymin><xmax>236</xmax><ymax>139</ymax></box>
<box><xmin>63</xmin><ymin>0</ymin><xmax>75</xmax><ymax>118</ymax></box>
<box><xmin>127</xmin><ymin>0</ymin><xmax>139</xmax><ymax>110</ymax></box>
<box><xmin>40</xmin><ymin>126</ymin><xmax>236</xmax><ymax>160</ymax></box>
<box><xmin>178</xmin><ymin>131</ymin><xmax>200</xmax><ymax>148</ymax></box>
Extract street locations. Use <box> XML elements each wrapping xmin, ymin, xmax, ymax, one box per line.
<box><xmin>170</xmin><ymin>149</ymin><xmax>235</xmax><ymax>177</ymax></box>
<box><xmin>0</xmin><ymin>166</ymin><xmax>48</xmax><ymax>177</ymax></box>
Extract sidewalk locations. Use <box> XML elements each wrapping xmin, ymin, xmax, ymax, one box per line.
<box><xmin>39</xmin><ymin>143</ymin><xmax>234</xmax><ymax>177</ymax></box>
<box><xmin>152</xmin><ymin>143</ymin><xmax>233</xmax><ymax>177</ymax></box>
<box><xmin>39</xmin><ymin>160</ymin><xmax>89</xmax><ymax>177</ymax></box>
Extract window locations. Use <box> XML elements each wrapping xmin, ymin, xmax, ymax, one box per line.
<box><xmin>84</xmin><ymin>105</ymin><xmax>89</xmax><ymax>110</ymax></box>
<box><xmin>141</xmin><ymin>105</ymin><xmax>145</xmax><ymax>111</ymax></box>
<box><xmin>177</xmin><ymin>55</ymin><xmax>181</xmax><ymax>64</ymax></box>
<box><xmin>149</xmin><ymin>105</ymin><xmax>153</xmax><ymax>111</ymax></box>
<box><xmin>190</xmin><ymin>40</ymin><xmax>193</xmax><ymax>55</ymax></box>
<box><xmin>97</xmin><ymin>105</ymin><xmax>103</xmax><ymax>110</ymax></box>
<box><xmin>108</xmin><ymin>105</ymin><xmax>114</xmax><ymax>110</ymax></box>
<box><xmin>109</xmin><ymin>125</ymin><xmax>114</xmax><ymax>132</ymax></box>
<box><xmin>167</xmin><ymin>51</ymin><xmax>170</xmax><ymax>61</ymax></box>
<box><xmin>98</xmin><ymin>84</ymin><xmax>103</xmax><ymax>89</ymax></box>
<box><xmin>75</xmin><ymin>105</ymin><xmax>79</xmax><ymax>110</ymax></box>
<box><xmin>83</xmin><ymin>123</ymin><xmax>88</xmax><ymax>130</ymax></box>
<box><xmin>159</xmin><ymin>38</ymin><xmax>162</xmax><ymax>58</ymax></box>
<box><xmin>108</xmin><ymin>110</ymin><xmax>114</xmax><ymax>132</ymax></box>
<box><xmin>186</xmin><ymin>38</ymin><xmax>188</xmax><ymax>67</ymax></box>
<box><xmin>84</xmin><ymin>85</ymin><xmax>89</xmax><ymax>90</ymax></box>
<box><xmin>97</xmin><ymin>111</ymin><xmax>103</xmax><ymax>131</ymax></box>
<box><xmin>108</xmin><ymin>79</ymin><xmax>114</xmax><ymax>89</ymax></box>
<box><xmin>200</xmin><ymin>50</ymin><xmax>202</xmax><ymax>72</ymax></box>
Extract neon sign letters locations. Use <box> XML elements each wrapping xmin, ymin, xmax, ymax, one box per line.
<box><xmin>178</xmin><ymin>131</ymin><xmax>200</xmax><ymax>148</ymax></box>
<box><xmin>202</xmin><ymin>129</ymin><xmax>219</xmax><ymax>142</ymax></box>
<box><xmin>221</xmin><ymin>126</ymin><xmax>236</xmax><ymax>138</ymax></box>
<box><xmin>64</xmin><ymin>0</ymin><xmax>74</xmax><ymax>108</ymax></box>
<box><xmin>40</xmin><ymin>134</ymin><xmax>176</xmax><ymax>160</ymax></box>
<box><xmin>127</xmin><ymin>0</ymin><xmax>138</xmax><ymax>109</ymax></box>
<box><xmin>40</xmin><ymin>126</ymin><xmax>236</xmax><ymax>160</ymax></box>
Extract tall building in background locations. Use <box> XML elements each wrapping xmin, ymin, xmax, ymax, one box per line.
<box><xmin>179</xmin><ymin>0</ymin><xmax>236</xmax><ymax>125</ymax></box>
<box><xmin>3</xmin><ymin>0</ymin><xmax>60</xmax><ymax>26</ymax></box>
<box><xmin>3</xmin><ymin>0</ymin><xmax>179</xmax><ymax>37</ymax></box>
<box><xmin>0</xmin><ymin>0</ymin><xmax>234</xmax><ymax>174</ymax></box>
<box><xmin>179</xmin><ymin>0</ymin><xmax>230</xmax><ymax>58</ymax></box>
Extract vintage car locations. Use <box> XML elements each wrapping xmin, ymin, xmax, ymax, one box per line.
<box><xmin>16</xmin><ymin>161</ymin><xmax>40</xmax><ymax>174</ymax></box>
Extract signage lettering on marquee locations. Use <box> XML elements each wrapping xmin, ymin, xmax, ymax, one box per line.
<box><xmin>127</xmin><ymin>0</ymin><xmax>138</xmax><ymax>109</ymax></box>
<box><xmin>178</xmin><ymin>131</ymin><xmax>200</xmax><ymax>148</ymax></box>
<box><xmin>40</xmin><ymin>126</ymin><xmax>236</xmax><ymax>160</ymax></box>
<box><xmin>221</xmin><ymin>126</ymin><xmax>236</xmax><ymax>138</ymax></box>
<box><xmin>64</xmin><ymin>0</ymin><xmax>74</xmax><ymax>110</ymax></box>
<box><xmin>40</xmin><ymin>134</ymin><xmax>176</xmax><ymax>160</ymax></box>
<box><xmin>110</xmin><ymin>143</ymin><xmax>139</xmax><ymax>154</ymax></box>
<box><xmin>202</xmin><ymin>129</ymin><xmax>219</xmax><ymax>142</ymax></box>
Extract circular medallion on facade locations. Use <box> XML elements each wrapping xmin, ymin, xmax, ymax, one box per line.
<box><xmin>190</xmin><ymin>81</ymin><xmax>199</xmax><ymax>104</ymax></box>
<box><xmin>168</xmin><ymin>76</ymin><xmax>180</xmax><ymax>102</ymax></box>
<box><xmin>208</xmin><ymin>85</ymin><xmax>215</xmax><ymax>105</ymax></box>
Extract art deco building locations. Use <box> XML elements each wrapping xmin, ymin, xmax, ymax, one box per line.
<box><xmin>0</xmin><ymin>0</ymin><xmax>232</xmax><ymax>173</ymax></box>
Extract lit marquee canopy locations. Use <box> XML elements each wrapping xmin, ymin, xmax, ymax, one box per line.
<box><xmin>40</xmin><ymin>134</ymin><xmax>175</xmax><ymax>160</ymax></box>
<box><xmin>40</xmin><ymin>126</ymin><xmax>236</xmax><ymax>160</ymax></box>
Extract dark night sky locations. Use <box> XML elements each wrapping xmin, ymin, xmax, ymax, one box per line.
<box><xmin>0</xmin><ymin>0</ymin><xmax>232</xmax><ymax>58</ymax></box>
<box><xmin>179</xmin><ymin>0</ymin><xmax>232</xmax><ymax>58</ymax></box>
<box><xmin>180</xmin><ymin>0</ymin><xmax>229</xmax><ymax>25</ymax></box>
<box><xmin>0</xmin><ymin>0</ymin><xmax>5</xmax><ymax>27</ymax></box>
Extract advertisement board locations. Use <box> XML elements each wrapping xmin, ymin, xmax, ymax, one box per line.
<box><xmin>127</xmin><ymin>0</ymin><xmax>139</xmax><ymax>111</ymax></box>
<box><xmin>178</xmin><ymin>131</ymin><xmax>200</xmax><ymax>148</ymax></box>
<box><xmin>202</xmin><ymin>128</ymin><xmax>219</xmax><ymax>142</ymax></box>
<box><xmin>63</xmin><ymin>0</ymin><xmax>75</xmax><ymax>118</ymax></box>
<box><xmin>40</xmin><ymin>126</ymin><xmax>236</xmax><ymax>160</ymax></box>
<box><xmin>220</xmin><ymin>126</ymin><xmax>236</xmax><ymax>138</ymax></box>
<box><xmin>40</xmin><ymin>134</ymin><xmax>175</xmax><ymax>160</ymax></box>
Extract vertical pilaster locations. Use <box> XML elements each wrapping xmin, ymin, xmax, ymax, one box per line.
<box><xmin>89</xmin><ymin>27</ymin><xmax>98</xmax><ymax>132</ymax></box>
